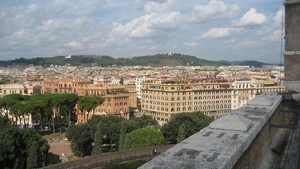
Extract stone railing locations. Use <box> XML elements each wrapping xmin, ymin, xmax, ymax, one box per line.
<box><xmin>140</xmin><ymin>93</ymin><xmax>297</xmax><ymax>169</ymax></box>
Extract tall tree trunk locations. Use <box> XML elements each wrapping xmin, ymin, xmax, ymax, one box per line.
<box><xmin>52</xmin><ymin>108</ymin><xmax>57</xmax><ymax>137</ymax></box>
<box><xmin>52</xmin><ymin>114</ymin><xmax>55</xmax><ymax>136</ymax></box>
<box><xmin>23</xmin><ymin>115</ymin><xmax>26</xmax><ymax>127</ymax></box>
<box><xmin>86</xmin><ymin>112</ymin><xmax>90</xmax><ymax>123</ymax></box>
<box><xmin>67</xmin><ymin>111</ymin><xmax>71</xmax><ymax>126</ymax></box>
<box><xmin>39</xmin><ymin>111</ymin><xmax>44</xmax><ymax>132</ymax></box>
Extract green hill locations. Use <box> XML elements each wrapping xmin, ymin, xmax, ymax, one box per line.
<box><xmin>0</xmin><ymin>53</ymin><xmax>269</xmax><ymax>67</ymax></box>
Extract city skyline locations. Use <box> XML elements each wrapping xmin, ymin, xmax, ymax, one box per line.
<box><xmin>0</xmin><ymin>0</ymin><xmax>284</xmax><ymax>63</ymax></box>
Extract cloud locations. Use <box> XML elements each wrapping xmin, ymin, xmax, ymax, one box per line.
<box><xmin>236</xmin><ymin>40</ymin><xmax>266</xmax><ymax>49</ymax></box>
<box><xmin>262</xmin><ymin>29</ymin><xmax>282</xmax><ymax>42</ymax></box>
<box><xmin>183</xmin><ymin>42</ymin><xmax>200</xmax><ymax>47</ymax></box>
<box><xmin>225</xmin><ymin>38</ymin><xmax>236</xmax><ymax>44</ymax></box>
<box><xmin>233</xmin><ymin>8</ymin><xmax>266</xmax><ymax>27</ymax></box>
<box><xmin>273</xmin><ymin>7</ymin><xmax>284</xmax><ymax>27</ymax></box>
<box><xmin>64</xmin><ymin>41</ymin><xmax>83</xmax><ymax>50</ymax></box>
<box><xmin>185</xmin><ymin>1</ymin><xmax>239</xmax><ymax>23</ymax></box>
<box><xmin>104</xmin><ymin>12</ymin><xmax>183</xmax><ymax>47</ymax></box>
<box><xmin>0</xmin><ymin>0</ymin><xmax>284</xmax><ymax>62</ymax></box>
<box><xmin>75</xmin><ymin>1</ymin><xmax>106</xmax><ymax>16</ymax></box>
<box><xmin>199</xmin><ymin>27</ymin><xmax>242</xmax><ymax>39</ymax></box>
<box><xmin>131</xmin><ymin>0</ymin><xmax>172</xmax><ymax>13</ymax></box>
<box><xmin>53</xmin><ymin>0</ymin><xmax>106</xmax><ymax>16</ymax></box>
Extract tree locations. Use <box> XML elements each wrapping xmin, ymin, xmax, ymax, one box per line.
<box><xmin>26</xmin><ymin>141</ymin><xmax>39</xmax><ymax>169</ymax></box>
<box><xmin>88</xmin><ymin>115</ymin><xmax>125</xmax><ymax>151</ymax></box>
<box><xmin>9</xmin><ymin>101</ymin><xmax>24</xmax><ymax>124</ymax></box>
<box><xmin>148</xmin><ymin>131</ymin><xmax>153</xmax><ymax>147</ymax></box>
<box><xmin>0</xmin><ymin>94</ymin><xmax>30</xmax><ymax>124</ymax></box>
<box><xmin>92</xmin><ymin>122</ymin><xmax>103</xmax><ymax>156</ymax></box>
<box><xmin>58</xmin><ymin>93</ymin><xmax>79</xmax><ymax>126</ymax></box>
<box><xmin>66</xmin><ymin>123</ymin><xmax>93</xmax><ymax>157</ymax></box>
<box><xmin>0</xmin><ymin>116</ymin><xmax>49</xmax><ymax>169</ymax></box>
<box><xmin>50</xmin><ymin>93</ymin><xmax>79</xmax><ymax>135</ymax></box>
<box><xmin>130</xmin><ymin>128</ymin><xmax>164</xmax><ymax>149</ymax></box>
<box><xmin>161</xmin><ymin>111</ymin><xmax>214</xmax><ymax>144</ymax></box>
<box><xmin>123</xmin><ymin>133</ymin><xmax>131</xmax><ymax>150</ymax></box>
<box><xmin>126</xmin><ymin>115</ymin><xmax>157</xmax><ymax>132</ymax></box>
<box><xmin>0</xmin><ymin>125</ymin><xmax>26</xmax><ymax>169</ymax></box>
<box><xmin>119</xmin><ymin>77</ymin><xmax>124</xmax><ymax>85</ymax></box>
<box><xmin>77</xmin><ymin>96</ymin><xmax>105</xmax><ymax>123</ymax></box>
<box><xmin>177</xmin><ymin>124</ymin><xmax>186</xmax><ymax>143</ymax></box>
<box><xmin>24</xmin><ymin>94</ymin><xmax>51</xmax><ymax>131</ymax></box>
<box><xmin>118</xmin><ymin>121</ymin><xmax>127</xmax><ymax>151</ymax></box>
<box><xmin>0</xmin><ymin>94</ymin><xmax>20</xmax><ymax>120</ymax></box>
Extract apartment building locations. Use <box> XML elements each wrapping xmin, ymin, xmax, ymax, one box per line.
<box><xmin>0</xmin><ymin>83</ymin><xmax>42</xmax><ymax>97</ymax></box>
<box><xmin>141</xmin><ymin>77</ymin><xmax>286</xmax><ymax>124</ymax></box>
<box><xmin>231</xmin><ymin>78</ymin><xmax>286</xmax><ymax>109</ymax></box>
<box><xmin>43</xmin><ymin>78</ymin><xmax>137</xmax><ymax>122</ymax></box>
<box><xmin>0</xmin><ymin>82</ymin><xmax>43</xmax><ymax>125</ymax></box>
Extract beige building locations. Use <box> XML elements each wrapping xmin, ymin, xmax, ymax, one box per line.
<box><xmin>43</xmin><ymin>78</ymin><xmax>137</xmax><ymax>122</ymax></box>
<box><xmin>0</xmin><ymin>82</ymin><xmax>43</xmax><ymax>125</ymax></box>
<box><xmin>141</xmin><ymin>77</ymin><xmax>286</xmax><ymax>124</ymax></box>
<box><xmin>0</xmin><ymin>83</ymin><xmax>42</xmax><ymax>97</ymax></box>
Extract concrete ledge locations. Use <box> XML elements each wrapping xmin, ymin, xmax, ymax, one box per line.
<box><xmin>140</xmin><ymin>93</ymin><xmax>283</xmax><ymax>169</ymax></box>
<box><xmin>284</xmin><ymin>51</ymin><xmax>300</xmax><ymax>55</ymax></box>
<box><xmin>284</xmin><ymin>0</ymin><xmax>300</xmax><ymax>6</ymax></box>
<box><xmin>209</xmin><ymin>114</ymin><xmax>252</xmax><ymax>131</ymax></box>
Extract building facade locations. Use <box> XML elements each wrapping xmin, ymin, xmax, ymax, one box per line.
<box><xmin>0</xmin><ymin>82</ymin><xmax>43</xmax><ymax>125</ymax></box>
<box><xmin>141</xmin><ymin>78</ymin><xmax>286</xmax><ymax>124</ymax></box>
<box><xmin>43</xmin><ymin>78</ymin><xmax>137</xmax><ymax>122</ymax></box>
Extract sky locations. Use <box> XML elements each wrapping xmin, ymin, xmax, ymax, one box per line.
<box><xmin>0</xmin><ymin>0</ymin><xmax>285</xmax><ymax>63</ymax></box>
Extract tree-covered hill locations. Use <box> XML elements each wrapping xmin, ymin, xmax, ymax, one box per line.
<box><xmin>0</xmin><ymin>53</ymin><xmax>269</xmax><ymax>67</ymax></box>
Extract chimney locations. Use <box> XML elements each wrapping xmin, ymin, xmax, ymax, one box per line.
<box><xmin>283</xmin><ymin>0</ymin><xmax>300</xmax><ymax>102</ymax></box>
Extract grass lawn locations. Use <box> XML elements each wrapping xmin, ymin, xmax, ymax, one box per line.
<box><xmin>41</xmin><ymin>132</ymin><xmax>66</xmax><ymax>140</ymax></box>
<box><xmin>68</xmin><ymin>155</ymin><xmax>79</xmax><ymax>161</ymax></box>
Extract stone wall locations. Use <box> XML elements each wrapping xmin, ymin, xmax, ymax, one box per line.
<box><xmin>42</xmin><ymin>145</ymin><xmax>174</xmax><ymax>169</ymax></box>
<box><xmin>233</xmin><ymin>105</ymin><xmax>281</xmax><ymax>169</ymax></box>
<box><xmin>140</xmin><ymin>93</ymin><xmax>294</xmax><ymax>169</ymax></box>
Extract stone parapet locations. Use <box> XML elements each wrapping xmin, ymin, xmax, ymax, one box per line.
<box><xmin>140</xmin><ymin>93</ymin><xmax>283</xmax><ymax>169</ymax></box>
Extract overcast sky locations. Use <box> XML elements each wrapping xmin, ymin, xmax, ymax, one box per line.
<box><xmin>0</xmin><ymin>0</ymin><xmax>284</xmax><ymax>63</ymax></box>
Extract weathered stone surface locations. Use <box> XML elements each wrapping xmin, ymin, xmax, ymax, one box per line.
<box><xmin>247</xmin><ymin>96</ymin><xmax>273</xmax><ymax>106</ymax></box>
<box><xmin>209</xmin><ymin>114</ymin><xmax>252</xmax><ymax>131</ymax></box>
<box><xmin>139</xmin><ymin>93</ymin><xmax>283</xmax><ymax>169</ymax></box>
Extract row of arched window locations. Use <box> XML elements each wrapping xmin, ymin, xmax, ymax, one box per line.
<box><xmin>142</xmin><ymin>95</ymin><xmax>234</xmax><ymax>101</ymax></box>
<box><xmin>142</xmin><ymin>104</ymin><xmax>231</xmax><ymax>112</ymax></box>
